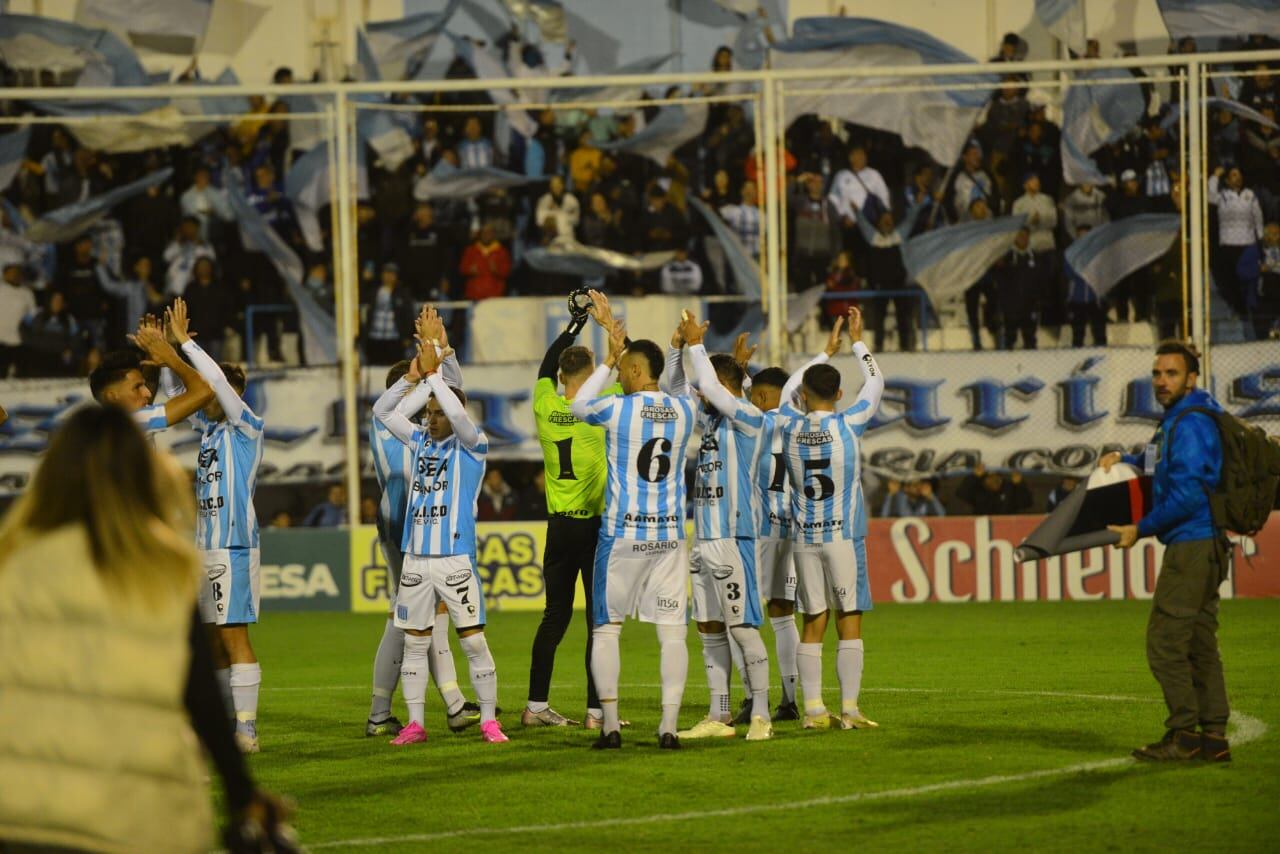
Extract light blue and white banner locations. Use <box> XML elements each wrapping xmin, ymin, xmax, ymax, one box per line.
<box><xmin>0</xmin><ymin>126</ymin><xmax>29</xmax><ymax>193</ymax></box>
<box><xmin>0</xmin><ymin>13</ymin><xmax>147</xmax><ymax>84</ymax></box>
<box><xmin>903</xmin><ymin>215</ymin><xmax>1027</xmax><ymax>304</ymax></box>
<box><xmin>366</xmin><ymin>1</ymin><xmax>461</xmax><ymax>80</ymax></box>
<box><xmin>1064</xmin><ymin>213</ymin><xmax>1179</xmax><ymax>299</ymax></box>
<box><xmin>1061</xmin><ymin>69</ymin><xmax>1145</xmax><ymax>187</ymax></box>
<box><xmin>27</xmin><ymin>167</ymin><xmax>172</xmax><ymax>243</ymax></box>
<box><xmin>598</xmin><ymin>101</ymin><xmax>708</xmax><ymax>166</ymax></box>
<box><xmin>1156</xmin><ymin>0</ymin><xmax>1280</xmax><ymax>40</ymax></box>
<box><xmin>76</xmin><ymin>0</ymin><xmax>213</xmax><ymax>54</ymax></box>
<box><xmin>525</xmin><ymin>240</ymin><xmax>673</xmax><ymax>277</ymax></box>
<box><xmin>412</xmin><ymin>160</ymin><xmax>534</xmax><ymax>200</ymax></box>
<box><xmin>1034</xmin><ymin>0</ymin><xmax>1087</xmax><ymax>54</ymax></box>
<box><xmin>688</xmin><ymin>195</ymin><xmax>761</xmax><ymax>301</ymax></box>
<box><xmin>286</xmin><ymin>141</ymin><xmax>370</xmax><ymax>253</ymax></box>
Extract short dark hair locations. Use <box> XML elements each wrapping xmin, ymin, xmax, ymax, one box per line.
<box><xmin>710</xmin><ymin>353</ymin><xmax>745</xmax><ymax>391</ymax></box>
<box><xmin>220</xmin><ymin>363</ymin><xmax>247</xmax><ymax>395</ymax></box>
<box><xmin>559</xmin><ymin>345</ymin><xmax>594</xmax><ymax>377</ymax></box>
<box><xmin>751</xmin><ymin>366</ymin><xmax>789</xmax><ymax>389</ymax></box>
<box><xmin>1155</xmin><ymin>339</ymin><xmax>1200</xmax><ymax>375</ymax></box>
<box><xmin>386</xmin><ymin>360</ymin><xmax>413</xmax><ymax>389</ymax></box>
<box><xmin>802</xmin><ymin>364</ymin><xmax>842</xmax><ymax>400</ymax></box>
<box><xmin>626</xmin><ymin>339</ymin><xmax>664</xmax><ymax>381</ymax></box>
<box><xmin>89</xmin><ymin>349</ymin><xmax>142</xmax><ymax>401</ymax></box>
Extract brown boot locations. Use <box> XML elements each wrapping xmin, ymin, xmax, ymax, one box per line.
<box><xmin>1200</xmin><ymin>731</ymin><xmax>1232</xmax><ymax>763</ymax></box>
<box><xmin>1132</xmin><ymin>729</ymin><xmax>1201</xmax><ymax>761</ymax></box>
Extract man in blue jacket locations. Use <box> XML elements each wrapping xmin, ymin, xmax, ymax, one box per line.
<box><xmin>1102</xmin><ymin>340</ymin><xmax>1231</xmax><ymax>762</ymax></box>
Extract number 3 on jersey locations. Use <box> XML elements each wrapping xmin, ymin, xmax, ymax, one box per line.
<box><xmin>803</xmin><ymin>458</ymin><xmax>834</xmax><ymax>501</ymax></box>
<box><xmin>638</xmin><ymin>436</ymin><xmax>672</xmax><ymax>482</ymax></box>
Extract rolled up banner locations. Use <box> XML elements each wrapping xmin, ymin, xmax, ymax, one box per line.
<box><xmin>1015</xmin><ymin>463</ymin><xmax>1152</xmax><ymax>562</ymax></box>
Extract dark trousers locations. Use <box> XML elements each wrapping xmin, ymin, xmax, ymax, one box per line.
<box><xmin>1146</xmin><ymin>538</ymin><xmax>1231</xmax><ymax>734</ymax></box>
<box><xmin>1069</xmin><ymin>303</ymin><xmax>1108</xmax><ymax>347</ymax></box>
<box><xmin>528</xmin><ymin>514</ymin><xmax>601</xmax><ymax>708</ymax></box>
<box><xmin>0</xmin><ymin>344</ymin><xmax>20</xmax><ymax>378</ymax></box>
<box><xmin>964</xmin><ymin>281</ymin><xmax>997</xmax><ymax>349</ymax></box>
<box><xmin>1000</xmin><ymin>311</ymin><xmax>1038</xmax><ymax>350</ymax></box>
<box><xmin>866</xmin><ymin>289</ymin><xmax>917</xmax><ymax>352</ymax></box>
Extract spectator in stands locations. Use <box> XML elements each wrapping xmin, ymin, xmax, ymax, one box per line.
<box><xmin>719</xmin><ymin>180</ymin><xmax>762</xmax><ymax>261</ymax></box>
<box><xmin>1015</xmin><ymin>117</ymin><xmax>1060</xmax><ymax>200</ymax></box>
<box><xmin>980</xmin><ymin>76</ymin><xmax>1030</xmax><ymax>201</ymax></box>
<box><xmin>856</xmin><ymin>202</ymin><xmax>925</xmax><ymax>352</ymax></box>
<box><xmin>164</xmin><ymin>216</ymin><xmax>216</xmax><ymax>297</ymax></box>
<box><xmin>1239</xmin><ymin>106</ymin><xmax>1279</xmax><ymax>221</ymax></box>
<box><xmin>957</xmin><ymin>464</ymin><xmax>1032</xmax><ymax>515</ymax></box>
<box><xmin>1061</xmin><ymin>182</ymin><xmax>1108</xmax><ymax>238</ymax></box>
<box><xmin>881</xmin><ymin>478</ymin><xmax>946</xmax><ymax>517</ymax></box>
<box><xmin>995</xmin><ymin>228</ymin><xmax>1039</xmax><ymax>350</ymax></box>
<box><xmin>362</xmin><ymin>263</ymin><xmax>414</xmax><ymax>365</ymax></box>
<box><xmin>660</xmin><ymin>246</ymin><xmax>703</xmax><ymax>295</ymax></box>
<box><xmin>705</xmin><ymin>105</ymin><xmax>754</xmax><ymax>185</ymax></box>
<box><xmin>303</xmin><ymin>484</ymin><xmax>347</xmax><ymax>527</ymax></box>
<box><xmin>1046</xmin><ymin>475</ymin><xmax>1079</xmax><ymax>511</ymax></box>
<box><xmin>125</xmin><ymin>159</ymin><xmax>179</xmax><ymax>267</ymax></box>
<box><xmin>246</xmin><ymin>163</ymin><xmax>293</xmax><ymax>240</ymax></box>
<box><xmin>568</xmin><ymin>130</ymin><xmax>602</xmax><ymax>195</ymax></box>
<box><xmin>398</xmin><ymin>203</ymin><xmax>452</xmax><ymax>302</ymax></box>
<box><xmin>38</xmin><ymin>127</ymin><xmax>75</xmax><ymax>205</ymax></box>
<box><xmin>640</xmin><ymin>187</ymin><xmax>687</xmax><ymax>255</ymax></box>
<box><xmin>790</xmin><ymin>173</ymin><xmax>841</xmax><ymax>292</ymax></box>
<box><xmin>476</xmin><ymin>188</ymin><xmax>517</xmax><ymax>245</ymax></box>
<box><xmin>1208</xmin><ymin>165</ymin><xmax>1265</xmax><ymax>320</ymax></box>
<box><xmin>96</xmin><ymin>253</ymin><xmax>168</xmax><ymax>338</ymax></box>
<box><xmin>183</xmin><ymin>258</ymin><xmax>231</xmax><ymax>361</ymax></box>
<box><xmin>1239</xmin><ymin>61</ymin><xmax>1277</xmax><ymax>114</ymax></box>
<box><xmin>360</xmin><ymin>497</ymin><xmax>378</xmax><ymax>526</ymax></box>
<box><xmin>0</xmin><ymin>264</ymin><xmax>35</xmax><ymax>378</ymax></box>
<box><xmin>828</xmin><ymin>143</ymin><xmax>892</xmax><ymax>253</ymax></box>
<box><xmin>952</xmin><ymin>140</ymin><xmax>997</xmax><ymax>221</ymax></box>
<box><xmin>822</xmin><ymin>250</ymin><xmax>860</xmax><ymax>329</ymax></box>
<box><xmin>50</xmin><ymin>148</ymin><xmax>109</xmax><ymax>210</ymax></box>
<box><xmin>1011</xmin><ymin>172</ymin><xmax>1059</xmax><ymax>323</ymax></box>
<box><xmin>1066</xmin><ymin>225</ymin><xmax>1108</xmax><ymax>347</ymax></box>
<box><xmin>477</xmin><ymin>468</ymin><xmax>518</xmax><ymax>522</ymax></box>
<box><xmin>57</xmin><ymin>235</ymin><xmax>108</xmax><ymax>349</ymax></box>
<box><xmin>535</xmin><ymin>175</ymin><xmax>580</xmax><ymax>241</ymax></box>
<box><xmin>705</xmin><ymin>168</ymin><xmax>736</xmax><ymax>209</ymax></box>
<box><xmin>460</xmin><ymin>224</ymin><xmax>512</xmax><ymax>301</ymax></box>
<box><xmin>963</xmin><ymin>198</ymin><xmax>1000</xmax><ymax>349</ymax></box>
<box><xmin>304</xmin><ymin>262</ymin><xmax>335</xmax><ymax>312</ymax></box>
<box><xmin>0</xmin><ymin>207</ymin><xmax>37</xmax><ymax>275</ymax></box>
<box><xmin>1107</xmin><ymin>169</ymin><xmax>1153</xmax><ymax>322</ymax></box>
<box><xmin>268</xmin><ymin>510</ymin><xmax>293</xmax><ymax>529</ymax></box>
<box><xmin>578</xmin><ymin>192</ymin><xmax>623</xmax><ymax>251</ymax></box>
<box><xmin>1142</xmin><ymin>119</ymin><xmax>1176</xmax><ymax>211</ymax></box>
<box><xmin>904</xmin><ymin>164</ymin><xmax>946</xmax><ymax>234</ymax></box>
<box><xmin>19</xmin><ymin>290</ymin><xmax>87</xmax><ymax>378</ymax></box>
<box><xmin>516</xmin><ymin>469</ymin><xmax>547</xmax><ymax>521</ymax></box>
<box><xmin>1240</xmin><ymin>220</ymin><xmax>1280</xmax><ymax>340</ymax></box>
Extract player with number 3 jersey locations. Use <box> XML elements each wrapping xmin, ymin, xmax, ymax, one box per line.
<box><xmin>779</xmin><ymin>307</ymin><xmax>885</xmax><ymax>733</ymax></box>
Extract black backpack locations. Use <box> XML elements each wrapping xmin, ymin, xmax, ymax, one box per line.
<box><xmin>1173</xmin><ymin>407</ymin><xmax>1280</xmax><ymax>536</ymax></box>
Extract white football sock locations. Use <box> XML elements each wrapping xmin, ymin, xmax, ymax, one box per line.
<box><xmin>400</xmin><ymin>634</ymin><xmax>432</xmax><ymax>727</ymax></box>
<box><xmin>431</xmin><ymin>611</ymin><xmax>466</xmax><ymax>715</ymax></box>
<box><xmin>837</xmin><ymin>639</ymin><xmax>864</xmax><ymax>715</ymax></box>
<box><xmin>699</xmin><ymin>631</ymin><xmax>731</xmax><ymax>720</ymax></box>
<box><xmin>215</xmin><ymin>667</ymin><xmax>233</xmax><ymax>719</ymax></box>
<box><xmin>458</xmin><ymin>633</ymin><xmax>498</xmax><ymax>723</ymax></box>
<box><xmin>527</xmin><ymin>700</ymin><xmax>550</xmax><ymax>714</ymax></box>
<box><xmin>370</xmin><ymin>618</ymin><xmax>404</xmax><ymax>721</ymax></box>
<box><xmin>229</xmin><ymin>663</ymin><xmax>261</xmax><ymax>734</ymax></box>
<box><xmin>730</xmin><ymin>626</ymin><xmax>771</xmax><ymax>722</ymax></box>
<box><xmin>770</xmin><ymin>615</ymin><xmax>800</xmax><ymax>704</ymax></box>
<box><xmin>727</xmin><ymin>629</ymin><xmax>747</xmax><ymax>694</ymax></box>
<box><xmin>657</xmin><ymin>623</ymin><xmax>688</xmax><ymax>736</ymax></box>
<box><xmin>591</xmin><ymin>624</ymin><xmax>622</xmax><ymax>734</ymax></box>
<box><xmin>797</xmin><ymin>642</ymin><xmax>826</xmax><ymax>717</ymax></box>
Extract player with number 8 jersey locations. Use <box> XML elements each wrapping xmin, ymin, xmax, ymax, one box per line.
<box><xmin>570</xmin><ymin>291</ymin><xmax>697</xmax><ymax>750</ymax></box>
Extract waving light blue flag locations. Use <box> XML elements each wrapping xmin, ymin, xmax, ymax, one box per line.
<box><xmin>1157</xmin><ymin>0</ymin><xmax>1280</xmax><ymax>39</ymax></box>
<box><xmin>688</xmin><ymin>195</ymin><xmax>761</xmax><ymax>301</ymax></box>
<box><xmin>446</xmin><ymin>33</ymin><xmax>538</xmax><ymax>138</ymax></box>
<box><xmin>286</xmin><ymin>141</ymin><xmax>369</xmax><ymax>253</ymax></box>
<box><xmin>526</xmin><ymin>240</ymin><xmax>672</xmax><ymax>277</ymax></box>
<box><xmin>226</xmin><ymin>178</ymin><xmax>337</xmax><ymax>365</ymax></box>
<box><xmin>1162</xmin><ymin>96</ymin><xmax>1280</xmax><ymax>131</ymax></box>
<box><xmin>770</xmin><ymin>18</ymin><xmax>996</xmax><ymax>165</ymax></box>
<box><xmin>27</xmin><ymin>168</ymin><xmax>172</xmax><ymax>243</ymax></box>
<box><xmin>1035</xmin><ymin>0</ymin><xmax>1087</xmax><ymax>53</ymax></box>
<box><xmin>412</xmin><ymin>159</ymin><xmax>533</xmax><ymax>200</ymax></box>
<box><xmin>366</xmin><ymin>1</ymin><xmax>461</xmax><ymax>80</ymax></box>
<box><xmin>903</xmin><ymin>215</ymin><xmax>1027</xmax><ymax>304</ymax></box>
<box><xmin>0</xmin><ymin>127</ymin><xmax>30</xmax><ymax>193</ymax></box>
<box><xmin>1065</xmin><ymin>213</ymin><xmax>1179</xmax><ymax>299</ymax></box>
<box><xmin>0</xmin><ymin>13</ymin><xmax>148</xmax><ymax>85</ymax></box>
<box><xmin>551</xmin><ymin>53</ymin><xmax>675</xmax><ymax>102</ymax></box>
<box><xmin>1061</xmin><ymin>69</ymin><xmax>1145</xmax><ymax>186</ymax></box>
<box><xmin>353</xmin><ymin>29</ymin><xmax>419</xmax><ymax>170</ymax></box>
<box><xmin>599</xmin><ymin>102</ymin><xmax>708</xmax><ymax>166</ymax></box>
<box><xmin>77</xmin><ymin>0</ymin><xmax>213</xmax><ymax>55</ymax></box>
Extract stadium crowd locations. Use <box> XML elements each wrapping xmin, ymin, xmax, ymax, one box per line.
<box><xmin>1</xmin><ymin>29</ymin><xmax>1279</xmax><ymax>381</ymax></box>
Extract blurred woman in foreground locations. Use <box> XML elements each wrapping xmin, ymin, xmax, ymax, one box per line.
<box><xmin>0</xmin><ymin>406</ymin><xmax>289</xmax><ymax>853</ymax></box>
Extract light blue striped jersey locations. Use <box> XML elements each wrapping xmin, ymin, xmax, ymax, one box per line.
<box><xmin>369</xmin><ymin>417</ymin><xmax>414</xmax><ymax>546</ymax></box>
<box><xmin>577</xmin><ymin>391</ymin><xmax>697</xmax><ymax>541</ymax></box>
<box><xmin>693</xmin><ymin>399</ymin><xmax>764</xmax><ymax>540</ymax></box>
<box><xmin>192</xmin><ymin>407</ymin><xmax>265</xmax><ymax>550</ymax></box>
<box><xmin>402</xmin><ymin>428</ymin><xmax>489</xmax><ymax>557</ymax></box>
<box><xmin>756</xmin><ymin>407</ymin><xmax>800</xmax><ymax>540</ymax></box>
<box><xmin>133</xmin><ymin>403</ymin><xmax>169</xmax><ymax>435</ymax></box>
<box><xmin>779</xmin><ymin>402</ymin><xmax>874</xmax><ymax>544</ymax></box>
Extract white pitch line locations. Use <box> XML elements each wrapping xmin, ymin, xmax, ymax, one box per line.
<box><xmin>307</xmin><ymin>696</ymin><xmax>1267</xmax><ymax>851</ymax></box>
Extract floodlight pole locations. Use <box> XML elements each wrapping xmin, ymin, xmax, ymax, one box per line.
<box><xmin>1186</xmin><ymin>59</ymin><xmax>1208</xmax><ymax>380</ymax></box>
<box><xmin>762</xmin><ymin>77</ymin><xmax>785</xmax><ymax>365</ymax></box>
<box><xmin>334</xmin><ymin>90</ymin><xmax>362</xmax><ymax>530</ymax></box>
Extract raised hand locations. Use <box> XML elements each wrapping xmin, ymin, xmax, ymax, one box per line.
<box><xmin>732</xmin><ymin>332</ymin><xmax>757</xmax><ymax>368</ymax></box>
<box><xmin>846</xmin><ymin>306</ymin><xmax>864</xmax><ymax>343</ymax></box>
<box><xmin>166</xmin><ymin>297</ymin><xmax>192</xmax><ymax>345</ymax></box>
<box><xmin>824</xmin><ymin>315</ymin><xmax>845</xmax><ymax>357</ymax></box>
<box><xmin>415</xmin><ymin>336</ymin><xmax>442</xmax><ymax>376</ymax></box>
<box><xmin>678</xmin><ymin>309</ymin><xmax>707</xmax><ymax>347</ymax></box>
<box><xmin>128</xmin><ymin>323</ymin><xmax>176</xmax><ymax>367</ymax></box>
<box><xmin>586</xmin><ymin>289</ymin><xmax>614</xmax><ymax>330</ymax></box>
<box><xmin>606</xmin><ymin>321</ymin><xmax>627</xmax><ymax>368</ymax></box>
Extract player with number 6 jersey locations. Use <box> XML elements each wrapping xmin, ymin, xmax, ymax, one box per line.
<box><xmin>778</xmin><ymin>307</ymin><xmax>885</xmax><ymax>733</ymax></box>
<box><xmin>570</xmin><ymin>291</ymin><xmax>696</xmax><ymax>751</ymax></box>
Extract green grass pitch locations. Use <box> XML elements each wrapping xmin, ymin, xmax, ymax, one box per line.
<box><xmin>241</xmin><ymin>600</ymin><xmax>1280</xmax><ymax>851</ymax></box>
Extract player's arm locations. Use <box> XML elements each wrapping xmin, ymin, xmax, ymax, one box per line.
<box><xmin>129</xmin><ymin>319</ymin><xmax>213</xmax><ymax>427</ymax></box>
<box><xmin>417</xmin><ymin>305</ymin><xmax>463</xmax><ymax>389</ymax></box>
<box><xmin>373</xmin><ymin>356</ymin><xmax>427</xmax><ymax>445</ymax></box>
<box><xmin>570</xmin><ymin>319</ymin><xmax>624</xmax><ymax>425</ymax></box>
<box><xmin>417</xmin><ymin>341</ymin><xmax>483</xmax><ymax>450</ymax></box>
<box><xmin>682</xmin><ymin>314</ymin><xmax>763</xmax><ymax>427</ymax></box>
<box><xmin>663</xmin><ymin>314</ymin><xmax>693</xmax><ymax>396</ymax></box>
<box><xmin>840</xmin><ymin>307</ymin><xmax>885</xmax><ymax>432</ymax></box>
<box><xmin>779</xmin><ymin>314</ymin><xmax>846</xmax><ymax>409</ymax></box>
<box><xmin>167</xmin><ymin>298</ymin><xmax>260</xmax><ymax>431</ymax></box>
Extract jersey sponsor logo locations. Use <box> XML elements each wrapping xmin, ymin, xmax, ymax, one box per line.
<box><xmin>623</xmin><ymin>512</ymin><xmax>681</xmax><ymax>526</ymax></box>
<box><xmin>640</xmin><ymin>405</ymin><xmax>678</xmax><ymax>422</ymax></box>
<box><xmin>198</xmin><ymin>469</ymin><xmax>223</xmax><ymax>484</ymax></box>
<box><xmin>445</xmin><ymin>569</ymin><xmax>472</xmax><ymax>586</ymax></box>
<box><xmin>198</xmin><ymin>447</ymin><xmax>220</xmax><ymax>469</ymax></box>
<box><xmin>418</xmin><ymin>456</ymin><xmax>449</xmax><ymax>476</ymax></box>
<box><xmin>198</xmin><ymin>496</ymin><xmax>225</xmax><ymax>513</ymax></box>
<box><xmin>548</xmin><ymin>411</ymin><xmax>579</xmax><ymax>426</ymax></box>
<box><xmin>797</xmin><ymin>518</ymin><xmax>845</xmax><ymax>532</ymax></box>
<box><xmin>697</xmin><ymin>460</ymin><xmax>723</xmax><ymax>475</ymax></box>
<box><xmin>400</xmin><ymin>572</ymin><xmax>423</xmax><ymax>587</ymax></box>
<box><xmin>412</xmin><ymin>505</ymin><xmax>449</xmax><ymax>520</ymax></box>
<box><xmin>412</xmin><ymin>478</ymin><xmax>450</xmax><ymax>494</ymax></box>
<box><xmin>797</xmin><ymin>430</ymin><xmax>834</xmax><ymax>446</ymax></box>
<box><xmin>656</xmin><ymin>596</ymin><xmax>681</xmax><ymax>612</ymax></box>
<box><xmin>862</xmin><ymin>352</ymin><xmax>877</xmax><ymax>377</ymax></box>
<box><xmin>694</xmin><ymin>484</ymin><xmax>725</xmax><ymax>499</ymax></box>
<box><xmin>768</xmin><ymin>510</ymin><xmax>791</xmax><ymax>527</ymax></box>
<box><xmin>630</xmin><ymin>540</ymin><xmax>680</xmax><ymax>554</ymax></box>
<box><xmin>207</xmin><ymin>564</ymin><xmax>228</xmax><ymax>581</ymax></box>
<box><xmin>700</xmin><ymin>433</ymin><xmax>720</xmax><ymax>453</ymax></box>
